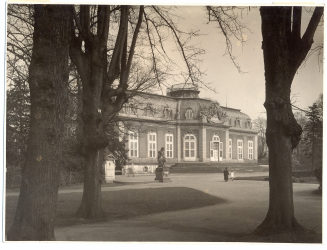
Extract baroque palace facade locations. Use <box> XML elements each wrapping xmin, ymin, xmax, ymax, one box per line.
<box><xmin>117</xmin><ymin>84</ymin><xmax>258</xmax><ymax>174</ymax></box>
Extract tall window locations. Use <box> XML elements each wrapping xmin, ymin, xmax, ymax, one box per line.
<box><xmin>184</xmin><ymin>134</ymin><xmax>196</xmax><ymax>160</ymax></box>
<box><xmin>219</xmin><ymin>141</ymin><xmax>223</xmax><ymax>159</ymax></box>
<box><xmin>185</xmin><ymin>108</ymin><xmax>194</xmax><ymax>119</ymax></box>
<box><xmin>229</xmin><ymin>139</ymin><xmax>232</xmax><ymax>159</ymax></box>
<box><xmin>129</xmin><ymin>131</ymin><xmax>138</xmax><ymax>157</ymax></box>
<box><xmin>165</xmin><ymin>133</ymin><xmax>174</xmax><ymax>158</ymax></box>
<box><xmin>148</xmin><ymin>132</ymin><xmax>157</xmax><ymax>158</ymax></box>
<box><xmin>248</xmin><ymin>140</ymin><xmax>254</xmax><ymax>160</ymax></box>
<box><xmin>237</xmin><ymin>139</ymin><xmax>243</xmax><ymax>160</ymax></box>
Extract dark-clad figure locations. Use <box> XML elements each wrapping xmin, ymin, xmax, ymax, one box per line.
<box><xmin>155</xmin><ymin>147</ymin><xmax>166</xmax><ymax>182</ymax></box>
<box><xmin>223</xmin><ymin>167</ymin><xmax>229</xmax><ymax>182</ymax></box>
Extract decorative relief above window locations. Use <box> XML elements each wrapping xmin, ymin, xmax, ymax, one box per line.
<box><xmin>163</xmin><ymin>106</ymin><xmax>173</xmax><ymax>119</ymax></box>
<box><xmin>122</xmin><ymin>103</ymin><xmax>137</xmax><ymax>115</ymax></box>
<box><xmin>144</xmin><ymin>103</ymin><xmax>156</xmax><ymax>117</ymax></box>
<box><xmin>199</xmin><ymin>103</ymin><xmax>226</xmax><ymax>123</ymax></box>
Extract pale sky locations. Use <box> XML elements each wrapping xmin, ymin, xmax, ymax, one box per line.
<box><xmin>170</xmin><ymin>6</ymin><xmax>324</xmax><ymax>120</ymax></box>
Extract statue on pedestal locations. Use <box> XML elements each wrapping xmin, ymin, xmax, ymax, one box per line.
<box><xmin>155</xmin><ymin>147</ymin><xmax>166</xmax><ymax>182</ymax></box>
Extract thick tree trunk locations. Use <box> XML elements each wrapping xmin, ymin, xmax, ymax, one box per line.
<box><xmin>256</xmin><ymin>75</ymin><xmax>302</xmax><ymax>233</ymax></box>
<box><xmin>7</xmin><ymin>5</ymin><xmax>72</xmax><ymax>240</ymax></box>
<box><xmin>72</xmin><ymin>42</ymin><xmax>107</xmax><ymax>219</ymax></box>
<box><xmin>256</xmin><ymin>7</ymin><xmax>307</xmax><ymax>235</ymax></box>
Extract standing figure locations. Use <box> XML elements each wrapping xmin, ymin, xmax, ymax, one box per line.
<box><xmin>155</xmin><ymin>147</ymin><xmax>166</xmax><ymax>182</ymax></box>
<box><xmin>223</xmin><ymin>167</ymin><xmax>229</xmax><ymax>182</ymax></box>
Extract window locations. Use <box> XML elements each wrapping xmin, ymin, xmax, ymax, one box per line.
<box><xmin>248</xmin><ymin>140</ymin><xmax>254</xmax><ymax>160</ymax></box>
<box><xmin>185</xmin><ymin>108</ymin><xmax>194</xmax><ymax>119</ymax></box>
<box><xmin>237</xmin><ymin>139</ymin><xmax>243</xmax><ymax>160</ymax></box>
<box><xmin>148</xmin><ymin>132</ymin><xmax>157</xmax><ymax>158</ymax></box>
<box><xmin>128</xmin><ymin>131</ymin><xmax>138</xmax><ymax>158</ymax></box>
<box><xmin>184</xmin><ymin>134</ymin><xmax>196</xmax><ymax>160</ymax></box>
<box><xmin>229</xmin><ymin>139</ymin><xmax>232</xmax><ymax>159</ymax></box>
<box><xmin>165</xmin><ymin>133</ymin><xmax>174</xmax><ymax>158</ymax></box>
<box><xmin>219</xmin><ymin>141</ymin><xmax>223</xmax><ymax>158</ymax></box>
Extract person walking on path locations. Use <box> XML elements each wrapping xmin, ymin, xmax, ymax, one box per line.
<box><xmin>223</xmin><ymin>167</ymin><xmax>229</xmax><ymax>182</ymax></box>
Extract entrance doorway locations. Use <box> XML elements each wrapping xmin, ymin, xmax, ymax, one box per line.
<box><xmin>210</xmin><ymin>135</ymin><xmax>223</xmax><ymax>162</ymax></box>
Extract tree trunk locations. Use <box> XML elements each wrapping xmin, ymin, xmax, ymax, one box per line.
<box><xmin>72</xmin><ymin>41</ymin><xmax>107</xmax><ymax>219</ymax></box>
<box><xmin>257</xmin><ymin>76</ymin><xmax>302</xmax><ymax>233</ymax></box>
<box><xmin>256</xmin><ymin>7</ymin><xmax>323</xmax><ymax>239</ymax></box>
<box><xmin>7</xmin><ymin>5</ymin><xmax>72</xmax><ymax>240</ymax></box>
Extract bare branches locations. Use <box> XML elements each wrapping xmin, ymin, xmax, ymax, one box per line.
<box><xmin>302</xmin><ymin>7</ymin><xmax>324</xmax><ymax>47</ymax></box>
<box><xmin>152</xmin><ymin>6</ymin><xmax>201</xmax><ymax>85</ymax></box>
<box><xmin>107</xmin><ymin>6</ymin><xmax>128</xmax><ymax>84</ymax></box>
<box><xmin>206</xmin><ymin>6</ymin><xmax>248</xmax><ymax>73</ymax></box>
<box><xmin>290</xmin><ymin>7</ymin><xmax>323</xmax><ymax>71</ymax></box>
<box><xmin>125</xmin><ymin>6</ymin><xmax>144</xmax><ymax>82</ymax></box>
<box><xmin>7</xmin><ymin>5</ymin><xmax>33</xmax><ymax>91</ymax></box>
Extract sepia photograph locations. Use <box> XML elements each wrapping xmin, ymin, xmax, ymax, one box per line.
<box><xmin>2</xmin><ymin>0</ymin><xmax>324</xmax><ymax>245</ymax></box>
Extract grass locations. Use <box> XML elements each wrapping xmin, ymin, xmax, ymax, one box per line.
<box><xmin>6</xmin><ymin>187</ymin><xmax>226</xmax><ymax>230</ymax></box>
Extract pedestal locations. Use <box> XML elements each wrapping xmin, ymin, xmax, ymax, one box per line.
<box><xmin>104</xmin><ymin>160</ymin><xmax>115</xmax><ymax>183</ymax></box>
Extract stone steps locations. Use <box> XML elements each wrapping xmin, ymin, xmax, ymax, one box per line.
<box><xmin>170</xmin><ymin>162</ymin><xmax>265</xmax><ymax>173</ymax></box>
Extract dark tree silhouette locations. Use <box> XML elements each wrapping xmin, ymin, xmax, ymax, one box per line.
<box><xmin>7</xmin><ymin>5</ymin><xmax>72</xmax><ymax>240</ymax></box>
<box><xmin>256</xmin><ymin>6</ymin><xmax>323</xmax><ymax>236</ymax></box>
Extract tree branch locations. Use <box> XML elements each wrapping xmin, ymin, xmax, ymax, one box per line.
<box><xmin>107</xmin><ymin>6</ymin><xmax>129</xmax><ymax>83</ymax></box>
<box><xmin>292</xmin><ymin>7</ymin><xmax>302</xmax><ymax>39</ymax></box>
<box><xmin>302</xmin><ymin>7</ymin><xmax>323</xmax><ymax>46</ymax></box>
<box><xmin>125</xmin><ymin>6</ymin><xmax>144</xmax><ymax>80</ymax></box>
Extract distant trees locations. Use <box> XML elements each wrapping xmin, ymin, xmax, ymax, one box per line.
<box><xmin>303</xmin><ymin>95</ymin><xmax>323</xmax><ymax>189</ymax></box>
<box><xmin>253</xmin><ymin>117</ymin><xmax>268</xmax><ymax>160</ymax></box>
<box><xmin>6</xmin><ymin>5</ymin><xmax>32</xmax><ymax>187</ymax></box>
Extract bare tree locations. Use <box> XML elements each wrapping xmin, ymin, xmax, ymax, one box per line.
<box><xmin>7</xmin><ymin>4</ymin><xmax>72</xmax><ymax>240</ymax></box>
<box><xmin>70</xmin><ymin>5</ymin><xmax>204</xmax><ymax>219</ymax></box>
<box><xmin>256</xmin><ymin>6</ymin><xmax>323</xmax><ymax>237</ymax></box>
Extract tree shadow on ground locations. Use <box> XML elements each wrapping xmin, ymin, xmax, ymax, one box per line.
<box><xmin>293</xmin><ymin>188</ymin><xmax>322</xmax><ymax>198</ymax></box>
<box><xmin>6</xmin><ymin>187</ymin><xmax>226</xmax><ymax>230</ymax></box>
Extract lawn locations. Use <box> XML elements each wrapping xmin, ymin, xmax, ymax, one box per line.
<box><xmin>6</xmin><ymin>187</ymin><xmax>226</xmax><ymax>230</ymax></box>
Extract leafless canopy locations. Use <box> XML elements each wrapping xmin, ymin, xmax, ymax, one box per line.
<box><xmin>206</xmin><ymin>6</ymin><xmax>249</xmax><ymax>73</ymax></box>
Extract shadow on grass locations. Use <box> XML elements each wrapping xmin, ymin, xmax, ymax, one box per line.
<box><xmin>6</xmin><ymin>187</ymin><xmax>226</xmax><ymax>230</ymax></box>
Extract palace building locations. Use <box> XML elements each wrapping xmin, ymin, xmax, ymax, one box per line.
<box><xmin>117</xmin><ymin>84</ymin><xmax>258</xmax><ymax>174</ymax></box>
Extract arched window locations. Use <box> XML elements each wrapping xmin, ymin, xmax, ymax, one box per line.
<box><xmin>185</xmin><ymin>108</ymin><xmax>194</xmax><ymax>119</ymax></box>
<box><xmin>184</xmin><ymin>134</ymin><xmax>196</xmax><ymax>161</ymax></box>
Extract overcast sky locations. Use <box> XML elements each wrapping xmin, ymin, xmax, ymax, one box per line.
<box><xmin>169</xmin><ymin>6</ymin><xmax>324</xmax><ymax>120</ymax></box>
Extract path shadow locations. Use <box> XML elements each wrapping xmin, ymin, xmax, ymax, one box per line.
<box><xmin>6</xmin><ymin>187</ymin><xmax>227</xmax><ymax>230</ymax></box>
